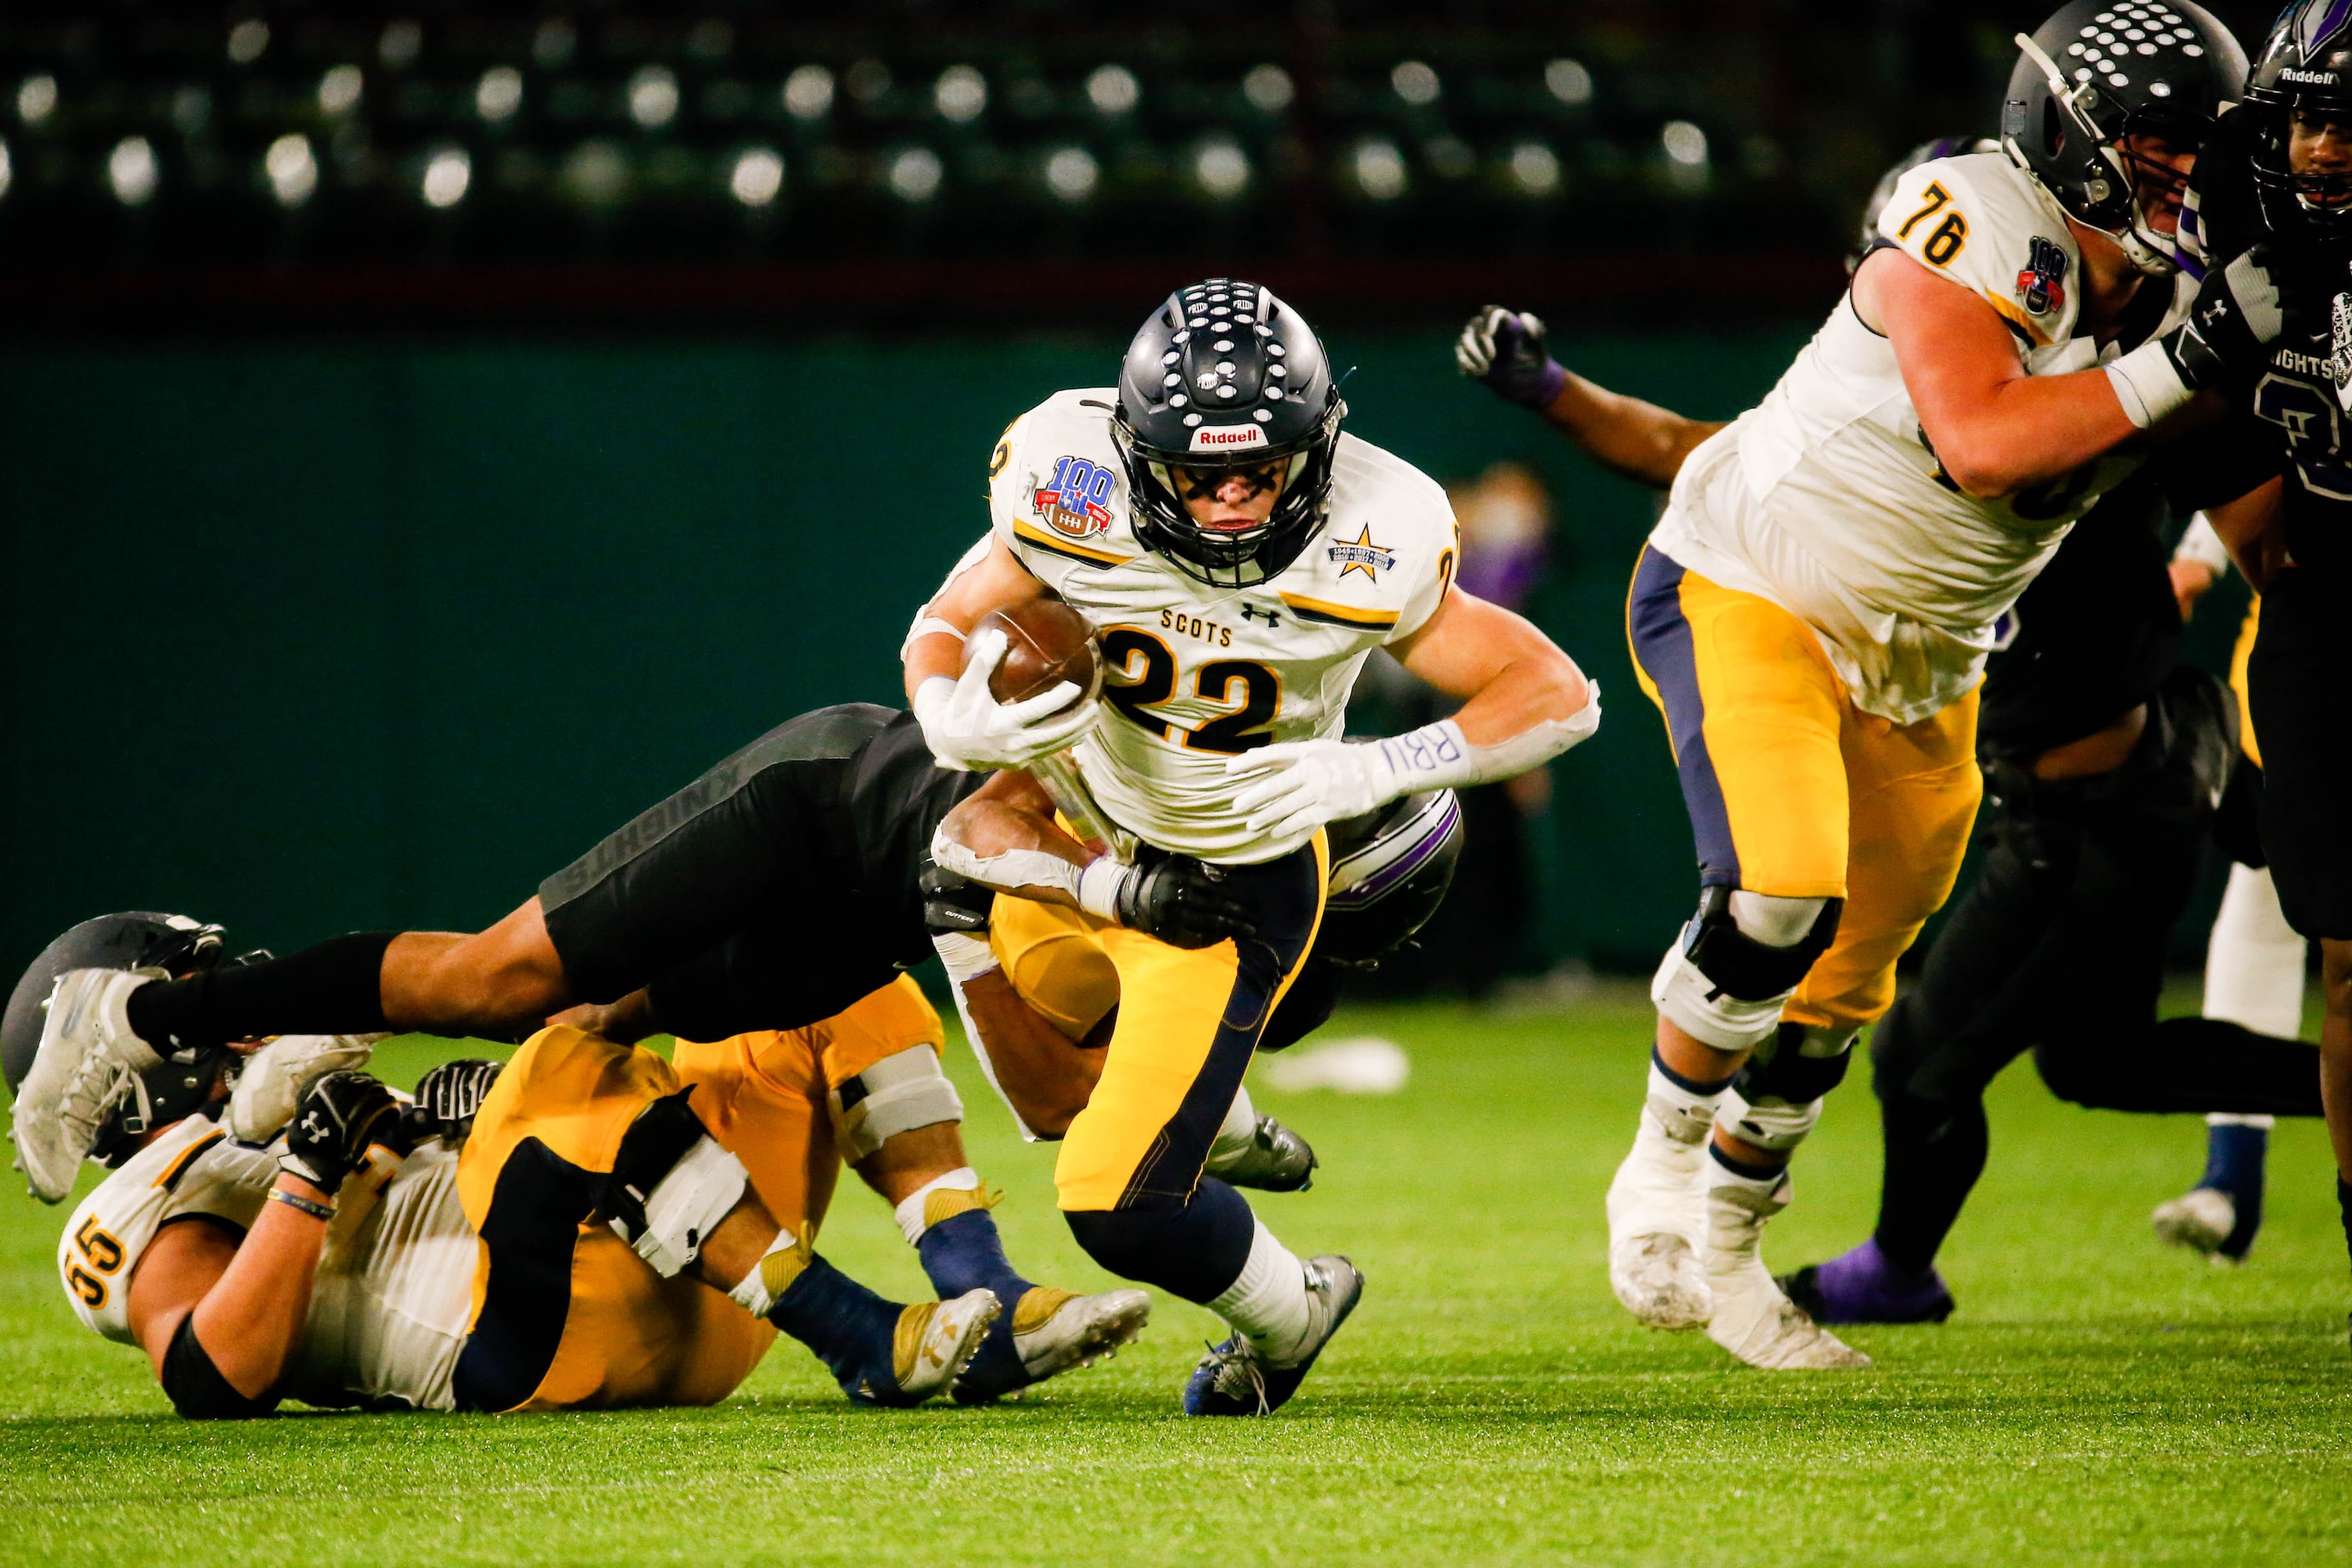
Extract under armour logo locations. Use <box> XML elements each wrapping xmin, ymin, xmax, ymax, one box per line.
<box><xmin>1240</xmin><ymin>604</ymin><xmax>1280</xmax><ymax>626</ymax></box>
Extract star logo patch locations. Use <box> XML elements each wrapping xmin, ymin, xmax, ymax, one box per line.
<box><xmin>1328</xmin><ymin>524</ymin><xmax>1397</xmax><ymax>583</ymax></box>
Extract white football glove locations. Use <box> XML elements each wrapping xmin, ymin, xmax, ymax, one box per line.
<box><xmin>227</xmin><ymin>1033</ymin><xmax>388</xmax><ymax>1144</ymax></box>
<box><xmin>1224</xmin><ymin>738</ymin><xmax>1401</xmax><ymax>842</ymax></box>
<box><xmin>913</xmin><ymin>627</ymin><xmax>1100</xmax><ymax>771</ymax></box>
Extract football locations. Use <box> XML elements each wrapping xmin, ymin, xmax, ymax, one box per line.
<box><xmin>971</xmin><ymin>596</ymin><xmax>1103</xmax><ymax>711</ymax></box>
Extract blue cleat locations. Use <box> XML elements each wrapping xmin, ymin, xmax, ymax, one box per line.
<box><xmin>1778</xmin><ymin>1238</ymin><xmax>1954</xmax><ymax>1325</ymax></box>
<box><xmin>1182</xmin><ymin>1255</ymin><xmax>1363</xmax><ymax>1416</ymax></box>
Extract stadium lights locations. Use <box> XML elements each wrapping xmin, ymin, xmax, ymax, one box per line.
<box><xmin>1509</xmin><ymin>141</ymin><xmax>1561</xmax><ymax>195</ymax></box>
<box><xmin>1391</xmin><ymin>61</ymin><xmax>1440</xmax><ymax>107</ymax></box>
<box><xmin>422</xmin><ymin>145</ymin><xmax>470</xmax><ymax>208</ymax></box>
<box><xmin>1662</xmin><ymin>120</ymin><xmax>1708</xmax><ymax>166</ymax></box>
<box><xmin>533</xmin><ymin>19</ymin><xmax>576</xmax><ymax>69</ymax></box>
<box><xmin>477</xmin><ymin>67</ymin><xmax>523</xmax><ymax>124</ymax></box>
<box><xmin>783</xmin><ymin>64</ymin><xmax>834</xmax><ymax>121</ymax></box>
<box><xmin>1352</xmin><ymin>139</ymin><xmax>1406</xmax><ymax>200</ymax></box>
<box><xmin>1195</xmin><ymin>139</ymin><xmax>1251</xmax><ymax>200</ymax></box>
<box><xmin>1086</xmin><ymin>64</ymin><xmax>1140</xmax><ymax>116</ymax></box>
<box><xmin>630</xmin><ymin>66</ymin><xmax>679</xmax><ymax>129</ymax></box>
<box><xmin>888</xmin><ymin>146</ymin><xmax>943</xmax><ymax>202</ymax></box>
<box><xmin>227</xmin><ymin>19</ymin><xmax>270</xmax><ymax>66</ymax></box>
<box><xmin>108</xmin><ymin>137</ymin><xmax>158</xmax><ymax>206</ymax></box>
<box><xmin>1546</xmin><ymin>58</ymin><xmax>1594</xmax><ymax>106</ymax></box>
<box><xmin>730</xmin><ymin>146</ymin><xmax>784</xmax><ymax>206</ymax></box>
<box><xmin>380</xmin><ymin>19</ymin><xmax>422</xmax><ymax>71</ymax></box>
<box><xmin>319</xmin><ymin>64</ymin><xmax>363</xmax><ymax>117</ymax></box>
<box><xmin>1044</xmin><ymin>145</ymin><xmax>1098</xmax><ymax>202</ymax></box>
<box><xmin>1242</xmin><ymin>63</ymin><xmax>1292</xmax><ymax>114</ymax></box>
<box><xmin>0</xmin><ymin>140</ymin><xmax>11</xmax><ymax>201</ymax></box>
<box><xmin>936</xmin><ymin>65</ymin><xmax>987</xmax><ymax>124</ymax></box>
<box><xmin>17</xmin><ymin>73</ymin><xmax>56</xmax><ymax>128</ymax></box>
<box><xmin>266</xmin><ymin>133</ymin><xmax>318</xmax><ymax>207</ymax></box>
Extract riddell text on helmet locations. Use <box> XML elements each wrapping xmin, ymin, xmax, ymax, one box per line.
<box><xmin>1189</xmin><ymin>424</ymin><xmax>1269</xmax><ymax>451</ymax></box>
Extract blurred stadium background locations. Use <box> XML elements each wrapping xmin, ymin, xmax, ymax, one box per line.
<box><xmin>0</xmin><ymin>1</ymin><xmax>2281</xmax><ymax>987</ymax></box>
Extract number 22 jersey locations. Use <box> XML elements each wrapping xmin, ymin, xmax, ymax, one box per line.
<box><xmin>973</xmin><ymin>387</ymin><xmax>1459</xmax><ymax>864</ymax></box>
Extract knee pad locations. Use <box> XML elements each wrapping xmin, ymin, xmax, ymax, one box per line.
<box><xmin>601</xmin><ymin>1092</ymin><xmax>747</xmax><ymax>1278</ymax></box>
<box><xmin>1651</xmin><ymin>888</ymin><xmax>1843</xmax><ymax>1050</ymax></box>
<box><xmin>830</xmin><ymin>1044</ymin><xmax>964</xmax><ymax>1162</ymax></box>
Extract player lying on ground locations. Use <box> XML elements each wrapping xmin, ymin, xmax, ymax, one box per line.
<box><xmin>903</xmin><ymin>277</ymin><xmax>1596</xmax><ymax>1414</ymax></box>
<box><xmin>13</xmin><ymin>914</ymin><xmax>1020</xmax><ymax>1416</ymax></box>
<box><xmin>11</xmin><ymin>706</ymin><xmax>1313</xmax><ymax>1401</ymax></box>
<box><xmin>2158</xmin><ymin>4</ymin><xmax>2352</xmax><ymax>1327</ymax></box>
<box><xmin>1457</xmin><ymin>4</ymin><xmax>2257</xmax><ymax>1368</ymax></box>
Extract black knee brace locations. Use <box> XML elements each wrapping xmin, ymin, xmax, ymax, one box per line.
<box><xmin>1684</xmin><ymin>888</ymin><xmax>1844</xmax><ymax>1001</ymax></box>
<box><xmin>1734</xmin><ymin>1020</ymin><xmax>1854</xmax><ymax>1105</ymax></box>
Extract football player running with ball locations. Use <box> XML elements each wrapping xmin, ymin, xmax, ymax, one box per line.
<box><xmin>1474</xmin><ymin>3</ymin><xmax>2256</xmax><ymax>1370</ymax></box>
<box><xmin>904</xmin><ymin>279</ymin><xmax>1597</xmax><ymax>1414</ymax></box>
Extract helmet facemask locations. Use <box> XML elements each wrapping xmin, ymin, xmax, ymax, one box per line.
<box><xmin>1113</xmin><ymin>394</ymin><xmax>1343</xmax><ymax>590</ymax></box>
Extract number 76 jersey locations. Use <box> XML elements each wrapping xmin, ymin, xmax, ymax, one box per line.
<box><xmin>977</xmin><ymin>387</ymin><xmax>1459</xmax><ymax>864</ymax></box>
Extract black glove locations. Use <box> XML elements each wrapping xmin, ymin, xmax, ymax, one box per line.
<box><xmin>2162</xmin><ymin>245</ymin><xmax>2284</xmax><ymax>392</ymax></box>
<box><xmin>279</xmin><ymin>1070</ymin><xmax>402</xmax><ymax>1192</ymax></box>
<box><xmin>1454</xmin><ymin>305</ymin><xmax>1568</xmax><ymax>409</ymax></box>
<box><xmin>412</xmin><ymin>1058</ymin><xmax>502</xmax><ymax>1145</ymax></box>
<box><xmin>1114</xmin><ymin>851</ymin><xmax>1259</xmax><ymax>949</ymax></box>
<box><xmin>920</xmin><ymin>861</ymin><xmax>995</xmax><ymax>937</ymax></box>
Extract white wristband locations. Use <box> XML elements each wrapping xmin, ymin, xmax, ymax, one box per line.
<box><xmin>2172</xmin><ymin>513</ymin><xmax>2231</xmax><ymax>575</ymax></box>
<box><xmin>1372</xmin><ymin>685</ymin><xmax>1602</xmax><ymax>792</ymax></box>
<box><xmin>930</xmin><ymin>931</ymin><xmax>999</xmax><ymax>988</ymax></box>
<box><xmin>1077</xmin><ymin>857</ymin><xmax>1128</xmax><ymax>921</ymax></box>
<box><xmin>2106</xmin><ymin>339</ymin><xmax>2195</xmax><ymax>430</ymax></box>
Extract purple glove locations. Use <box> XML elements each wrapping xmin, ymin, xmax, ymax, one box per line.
<box><xmin>1454</xmin><ymin>306</ymin><xmax>1567</xmax><ymax>409</ymax></box>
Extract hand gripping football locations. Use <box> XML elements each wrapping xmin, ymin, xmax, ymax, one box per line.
<box><xmin>969</xmin><ymin>596</ymin><xmax>1104</xmax><ymax>714</ymax></box>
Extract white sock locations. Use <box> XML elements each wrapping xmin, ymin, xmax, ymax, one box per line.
<box><xmin>2207</xmin><ymin>1112</ymin><xmax>2277</xmax><ymax>1130</ymax></box>
<box><xmin>1207</xmin><ymin>1087</ymin><xmax>1258</xmax><ymax>1167</ymax></box>
<box><xmin>1646</xmin><ymin>1053</ymin><xmax>1733</xmax><ymax>1146</ymax></box>
<box><xmin>1206</xmin><ymin>1216</ymin><xmax>1313</xmax><ymax>1364</ymax></box>
<box><xmin>727</xmin><ymin>1230</ymin><xmax>808</xmax><ymax>1319</ymax></box>
<box><xmin>1704</xmin><ymin>1141</ymin><xmax>1788</xmax><ymax>1200</ymax></box>
<box><xmin>892</xmin><ymin>1166</ymin><xmax>982</xmax><ymax>1247</ymax></box>
<box><xmin>2205</xmin><ymin>864</ymin><xmax>2307</xmax><ymax>1039</ymax></box>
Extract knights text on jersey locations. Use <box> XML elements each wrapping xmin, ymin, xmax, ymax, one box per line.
<box><xmin>58</xmin><ymin>1114</ymin><xmax>474</xmax><ymax>1413</ymax></box>
<box><xmin>982</xmin><ymin>388</ymin><xmax>1458</xmax><ymax>862</ymax></box>
<box><xmin>1647</xmin><ymin>151</ymin><xmax>2192</xmax><ymax>725</ymax></box>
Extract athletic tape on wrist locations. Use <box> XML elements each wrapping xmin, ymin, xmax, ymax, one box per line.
<box><xmin>1372</xmin><ymin>688</ymin><xmax>1601</xmax><ymax>793</ymax></box>
<box><xmin>930</xmin><ymin>931</ymin><xmax>999</xmax><ymax>988</ymax></box>
<box><xmin>1077</xmin><ymin>857</ymin><xmax>1127</xmax><ymax>921</ymax></box>
<box><xmin>2107</xmin><ymin>338</ymin><xmax>2195</xmax><ymax>429</ymax></box>
<box><xmin>928</xmin><ymin>827</ymin><xmax>1086</xmax><ymax>903</ymax></box>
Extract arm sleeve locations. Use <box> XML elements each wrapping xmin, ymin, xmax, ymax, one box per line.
<box><xmin>160</xmin><ymin>1312</ymin><xmax>281</xmax><ymax>1421</ymax></box>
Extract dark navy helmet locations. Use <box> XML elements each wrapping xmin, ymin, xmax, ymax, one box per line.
<box><xmin>2000</xmin><ymin>0</ymin><xmax>2247</xmax><ymax>276</ymax></box>
<box><xmin>1317</xmin><ymin>790</ymin><xmax>1464</xmax><ymax>969</ymax></box>
<box><xmin>1110</xmin><ymin>278</ymin><xmax>1344</xmax><ymax>589</ymax></box>
<box><xmin>3</xmin><ymin>913</ymin><xmax>230</xmax><ymax>1168</ymax></box>
<box><xmin>2245</xmin><ymin>0</ymin><xmax>2352</xmax><ymax>240</ymax></box>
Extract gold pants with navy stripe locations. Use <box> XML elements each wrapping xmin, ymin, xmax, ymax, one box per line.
<box><xmin>1013</xmin><ymin>837</ymin><xmax>1327</xmax><ymax>1212</ymax></box>
<box><xmin>1627</xmin><ymin>547</ymin><xmax>1983</xmax><ymax>1036</ymax></box>
<box><xmin>452</xmin><ymin>976</ymin><xmax>944</xmax><ymax>1413</ymax></box>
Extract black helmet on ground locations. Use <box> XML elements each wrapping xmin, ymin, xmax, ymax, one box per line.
<box><xmin>2244</xmin><ymin>0</ymin><xmax>2352</xmax><ymax>241</ymax></box>
<box><xmin>1110</xmin><ymin>278</ymin><xmax>1344</xmax><ymax>590</ymax></box>
<box><xmin>3</xmin><ymin>913</ymin><xmax>230</xmax><ymax>1168</ymax></box>
<box><xmin>2000</xmin><ymin>0</ymin><xmax>2248</xmax><ymax>276</ymax></box>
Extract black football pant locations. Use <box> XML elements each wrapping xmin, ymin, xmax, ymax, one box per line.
<box><xmin>1869</xmin><ymin>674</ymin><xmax>2321</xmax><ymax>1275</ymax></box>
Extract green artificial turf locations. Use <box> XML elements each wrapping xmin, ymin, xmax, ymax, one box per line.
<box><xmin>2</xmin><ymin>988</ymin><xmax>2346</xmax><ymax>1566</ymax></box>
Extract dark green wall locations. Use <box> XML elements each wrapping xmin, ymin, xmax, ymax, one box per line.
<box><xmin>1</xmin><ymin>330</ymin><xmax>1807</xmax><ymax>974</ymax></box>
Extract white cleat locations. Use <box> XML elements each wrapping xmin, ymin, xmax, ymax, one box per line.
<box><xmin>1606</xmin><ymin>1105</ymin><xmax>1712</xmax><ymax>1328</ymax></box>
<box><xmin>9</xmin><ymin>969</ymin><xmax>165</xmax><ymax>1204</ymax></box>
<box><xmin>887</xmin><ymin>1288</ymin><xmax>1001</xmax><ymax>1404</ymax></box>
<box><xmin>953</xmin><ymin>1285</ymin><xmax>1152</xmax><ymax>1404</ymax></box>
<box><xmin>2152</xmin><ymin>1187</ymin><xmax>2237</xmax><ymax>1259</ymax></box>
<box><xmin>1704</xmin><ymin>1177</ymin><xmax>1870</xmax><ymax>1370</ymax></box>
<box><xmin>226</xmin><ymin>1033</ymin><xmax>390</xmax><ymax>1143</ymax></box>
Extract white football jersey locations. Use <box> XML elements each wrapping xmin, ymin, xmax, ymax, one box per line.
<box><xmin>979</xmin><ymin>387</ymin><xmax>1458</xmax><ymax>862</ymax></box>
<box><xmin>1648</xmin><ymin>151</ymin><xmax>2193</xmax><ymax>724</ymax></box>
<box><xmin>59</xmin><ymin>1110</ymin><xmax>474</xmax><ymax>1413</ymax></box>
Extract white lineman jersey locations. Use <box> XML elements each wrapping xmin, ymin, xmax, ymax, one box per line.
<box><xmin>977</xmin><ymin>387</ymin><xmax>1459</xmax><ymax>862</ymax></box>
<box><xmin>59</xmin><ymin>1111</ymin><xmax>475</xmax><ymax>1413</ymax></box>
<box><xmin>1648</xmin><ymin>151</ymin><xmax>2193</xmax><ymax>724</ymax></box>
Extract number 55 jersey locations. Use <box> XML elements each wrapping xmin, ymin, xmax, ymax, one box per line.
<box><xmin>1649</xmin><ymin>150</ymin><xmax>2193</xmax><ymax>724</ymax></box>
<box><xmin>974</xmin><ymin>387</ymin><xmax>1459</xmax><ymax>864</ymax></box>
